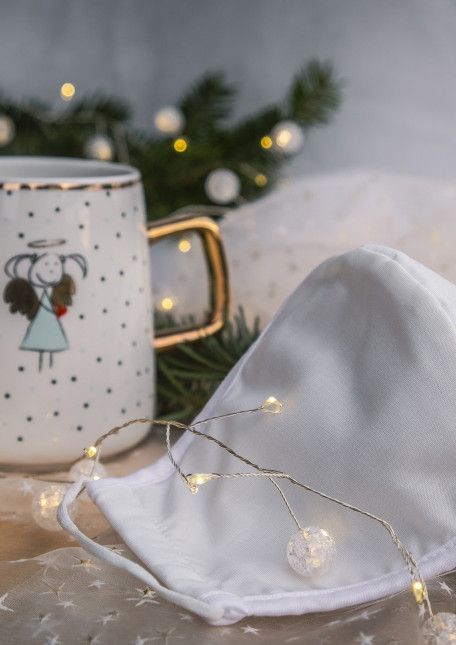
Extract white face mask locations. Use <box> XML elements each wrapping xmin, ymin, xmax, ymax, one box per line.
<box><xmin>58</xmin><ymin>245</ymin><xmax>456</xmax><ymax>625</ymax></box>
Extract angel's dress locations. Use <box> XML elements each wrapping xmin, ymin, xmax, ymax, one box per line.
<box><xmin>20</xmin><ymin>290</ymin><xmax>68</xmax><ymax>353</ymax></box>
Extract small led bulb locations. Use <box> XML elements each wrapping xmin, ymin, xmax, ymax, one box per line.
<box><xmin>187</xmin><ymin>473</ymin><xmax>219</xmax><ymax>493</ymax></box>
<box><xmin>412</xmin><ymin>579</ymin><xmax>426</xmax><ymax>604</ymax></box>
<box><xmin>84</xmin><ymin>445</ymin><xmax>98</xmax><ymax>459</ymax></box>
<box><xmin>261</xmin><ymin>396</ymin><xmax>283</xmax><ymax>414</ymax></box>
<box><xmin>187</xmin><ymin>473</ymin><xmax>218</xmax><ymax>493</ymax></box>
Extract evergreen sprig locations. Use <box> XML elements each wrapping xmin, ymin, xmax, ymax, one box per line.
<box><xmin>287</xmin><ymin>60</ymin><xmax>342</xmax><ymax>126</ymax></box>
<box><xmin>0</xmin><ymin>63</ymin><xmax>341</xmax><ymax>416</ymax></box>
<box><xmin>0</xmin><ymin>60</ymin><xmax>342</xmax><ymax>219</ymax></box>
<box><xmin>156</xmin><ymin>307</ymin><xmax>261</xmax><ymax>422</ymax></box>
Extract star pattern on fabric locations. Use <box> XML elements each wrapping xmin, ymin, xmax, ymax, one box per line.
<box><xmin>150</xmin><ymin>627</ymin><xmax>183</xmax><ymax>642</ymax></box>
<box><xmin>72</xmin><ymin>557</ymin><xmax>101</xmax><ymax>572</ymax></box>
<box><xmin>178</xmin><ymin>613</ymin><xmax>193</xmax><ymax>622</ymax></box>
<box><xmin>97</xmin><ymin>610</ymin><xmax>119</xmax><ymax>626</ymax></box>
<box><xmin>44</xmin><ymin>636</ymin><xmax>62</xmax><ymax>645</ymax></box>
<box><xmin>0</xmin><ymin>593</ymin><xmax>14</xmax><ymax>612</ymax></box>
<box><xmin>88</xmin><ymin>580</ymin><xmax>106</xmax><ymax>589</ymax></box>
<box><xmin>126</xmin><ymin>588</ymin><xmax>160</xmax><ymax>606</ymax></box>
<box><xmin>35</xmin><ymin>553</ymin><xmax>59</xmax><ymax>571</ymax></box>
<box><xmin>241</xmin><ymin>625</ymin><xmax>260</xmax><ymax>635</ymax></box>
<box><xmin>438</xmin><ymin>580</ymin><xmax>453</xmax><ymax>595</ymax></box>
<box><xmin>40</xmin><ymin>581</ymin><xmax>67</xmax><ymax>599</ymax></box>
<box><xmin>326</xmin><ymin>619</ymin><xmax>342</xmax><ymax>627</ymax></box>
<box><xmin>344</xmin><ymin>608</ymin><xmax>382</xmax><ymax>623</ymax></box>
<box><xmin>32</xmin><ymin>613</ymin><xmax>61</xmax><ymax>638</ymax></box>
<box><xmin>56</xmin><ymin>600</ymin><xmax>76</xmax><ymax>609</ymax></box>
<box><xmin>355</xmin><ymin>633</ymin><xmax>375</xmax><ymax>645</ymax></box>
<box><xmin>18</xmin><ymin>479</ymin><xmax>33</xmax><ymax>494</ymax></box>
<box><xmin>132</xmin><ymin>637</ymin><xmax>152</xmax><ymax>645</ymax></box>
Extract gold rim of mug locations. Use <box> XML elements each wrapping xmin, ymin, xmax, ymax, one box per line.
<box><xmin>0</xmin><ymin>178</ymin><xmax>141</xmax><ymax>191</ymax></box>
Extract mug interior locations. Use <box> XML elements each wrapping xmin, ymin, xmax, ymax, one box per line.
<box><xmin>0</xmin><ymin>156</ymin><xmax>139</xmax><ymax>185</ymax></box>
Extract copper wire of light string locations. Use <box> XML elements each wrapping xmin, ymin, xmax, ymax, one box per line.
<box><xmin>82</xmin><ymin>407</ymin><xmax>433</xmax><ymax>617</ymax></box>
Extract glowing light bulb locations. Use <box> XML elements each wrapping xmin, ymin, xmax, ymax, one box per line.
<box><xmin>204</xmin><ymin>169</ymin><xmax>240</xmax><ymax>204</ymax></box>
<box><xmin>85</xmin><ymin>134</ymin><xmax>114</xmax><ymax>161</ymax></box>
<box><xmin>178</xmin><ymin>238</ymin><xmax>192</xmax><ymax>253</ymax></box>
<box><xmin>254</xmin><ymin>173</ymin><xmax>268</xmax><ymax>187</ymax></box>
<box><xmin>260</xmin><ymin>135</ymin><xmax>273</xmax><ymax>149</ymax></box>
<box><xmin>154</xmin><ymin>106</ymin><xmax>185</xmax><ymax>135</ymax></box>
<box><xmin>271</xmin><ymin>120</ymin><xmax>304</xmax><ymax>154</ymax></box>
<box><xmin>412</xmin><ymin>580</ymin><xmax>425</xmax><ymax>604</ymax></box>
<box><xmin>84</xmin><ymin>445</ymin><xmax>98</xmax><ymax>459</ymax></box>
<box><xmin>173</xmin><ymin>137</ymin><xmax>188</xmax><ymax>153</ymax></box>
<box><xmin>0</xmin><ymin>115</ymin><xmax>15</xmax><ymax>146</ymax></box>
<box><xmin>187</xmin><ymin>473</ymin><xmax>219</xmax><ymax>493</ymax></box>
<box><xmin>161</xmin><ymin>297</ymin><xmax>175</xmax><ymax>311</ymax></box>
<box><xmin>261</xmin><ymin>396</ymin><xmax>283</xmax><ymax>414</ymax></box>
<box><xmin>276</xmin><ymin>128</ymin><xmax>292</xmax><ymax>148</ymax></box>
<box><xmin>60</xmin><ymin>82</ymin><xmax>76</xmax><ymax>101</ymax></box>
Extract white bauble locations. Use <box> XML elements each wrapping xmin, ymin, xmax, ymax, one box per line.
<box><xmin>422</xmin><ymin>612</ymin><xmax>456</xmax><ymax>644</ymax></box>
<box><xmin>31</xmin><ymin>484</ymin><xmax>77</xmax><ymax>532</ymax></box>
<box><xmin>154</xmin><ymin>106</ymin><xmax>185</xmax><ymax>135</ymax></box>
<box><xmin>205</xmin><ymin>169</ymin><xmax>241</xmax><ymax>204</ymax></box>
<box><xmin>69</xmin><ymin>459</ymin><xmax>108</xmax><ymax>481</ymax></box>
<box><xmin>271</xmin><ymin>120</ymin><xmax>304</xmax><ymax>154</ymax></box>
<box><xmin>287</xmin><ymin>526</ymin><xmax>336</xmax><ymax>577</ymax></box>
<box><xmin>84</xmin><ymin>134</ymin><xmax>114</xmax><ymax>161</ymax></box>
<box><xmin>0</xmin><ymin>115</ymin><xmax>15</xmax><ymax>146</ymax></box>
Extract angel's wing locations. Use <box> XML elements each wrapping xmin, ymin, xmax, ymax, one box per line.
<box><xmin>51</xmin><ymin>274</ymin><xmax>76</xmax><ymax>308</ymax></box>
<box><xmin>3</xmin><ymin>278</ymin><xmax>39</xmax><ymax>320</ymax></box>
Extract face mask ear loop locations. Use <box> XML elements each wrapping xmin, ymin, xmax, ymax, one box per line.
<box><xmin>57</xmin><ymin>477</ymin><xmax>225</xmax><ymax>623</ymax></box>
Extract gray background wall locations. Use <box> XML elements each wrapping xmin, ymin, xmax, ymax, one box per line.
<box><xmin>1</xmin><ymin>0</ymin><xmax>456</xmax><ymax>181</ymax></box>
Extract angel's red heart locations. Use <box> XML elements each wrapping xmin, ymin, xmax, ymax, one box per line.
<box><xmin>54</xmin><ymin>304</ymin><xmax>68</xmax><ymax>317</ymax></box>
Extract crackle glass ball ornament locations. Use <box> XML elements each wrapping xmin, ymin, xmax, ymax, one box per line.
<box><xmin>271</xmin><ymin>120</ymin><xmax>304</xmax><ymax>154</ymax></box>
<box><xmin>32</xmin><ymin>484</ymin><xmax>78</xmax><ymax>532</ymax></box>
<box><xmin>0</xmin><ymin>114</ymin><xmax>15</xmax><ymax>146</ymax></box>
<box><xmin>422</xmin><ymin>612</ymin><xmax>456</xmax><ymax>645</ymax></box>
<box><xmin>287</xmin><ymin>526</ymin><xmax>336</xmax><ymax>577</ymax></box>
<box><xmin>69</xmin><ymin>459</ymin><xmax>108</xmax><ymax>481</ymax></box>
<box><xmin>204</xmin><ymin>168</ymin><xmax>241</xmax><ymax>204</ymax></box>
<box><xmin>154</xmin><ymin>106</ymin><xmax>185</xmax><ymax>135</ymax></box>
<box><xmin>85</xmin><ymin>134</ymin><xmax>114</xmax><ymax>161</ymax></box>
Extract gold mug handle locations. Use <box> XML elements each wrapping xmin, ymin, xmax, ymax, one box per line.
<box><xmin>147</xmin><ymin>213</ymin><xmax>230</xmax><ymax>350</ymax></box>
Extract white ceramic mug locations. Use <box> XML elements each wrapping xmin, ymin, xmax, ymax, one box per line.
<box><xmin>0</xmin><ymin>157</ymin><xmax>227</xmax><ymax>469</ymax></box>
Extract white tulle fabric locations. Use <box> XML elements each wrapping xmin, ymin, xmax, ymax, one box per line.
<box><xmin>59</xmin><ymin>245</ymin><xmax>456</xmax><ymax>625</ymax></box>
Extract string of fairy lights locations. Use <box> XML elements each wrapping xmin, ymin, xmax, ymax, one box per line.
<box><xmin>51</xmin><ymin>394</ymin><xmax>456</xmax><ymax>641</ymax></box>
<box><xmin>0</xmin><ymin>81</ymin><xmax>304</xmax><ymax>206</ymax></box>
<box><xmin>2</xmin><ymin>392</ymin><xmax>451</xmax><ymax>640</ymax></box>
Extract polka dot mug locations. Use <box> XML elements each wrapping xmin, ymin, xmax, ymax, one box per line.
<box><xmin>0</xmin><ymin>157</ymin><xmax>227</xmax><ymax>468</ymax></box>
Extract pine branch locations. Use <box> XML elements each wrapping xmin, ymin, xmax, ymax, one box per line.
<box><xmin>156</xmin><ymin>307</ymin><xmax>260</xmax><ymax>421</ymax></box>
<box><xmin>0</xmin><ymin>59</ymin><xmax>342</xmax><ymax>218</ymax></box>
<box><xmin>287</xmin><ymin>59</ymin><xmax>342</xmax><ymax>127</ymax></box>
<box><xmin>68</xmin><ymin>94</ymin><xmax>131</xmax><ymax>122</ymax></box>
<box><xmin>179</xmin><ymin>71</ymin><xmax>236</xmax><ymax>134</ymax></box>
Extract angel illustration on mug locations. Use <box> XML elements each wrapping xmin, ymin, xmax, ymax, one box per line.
<box><xmin>3</xmin><ymin>239</ymin><xmax>87</xmax><ymax>371</ymax></box>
